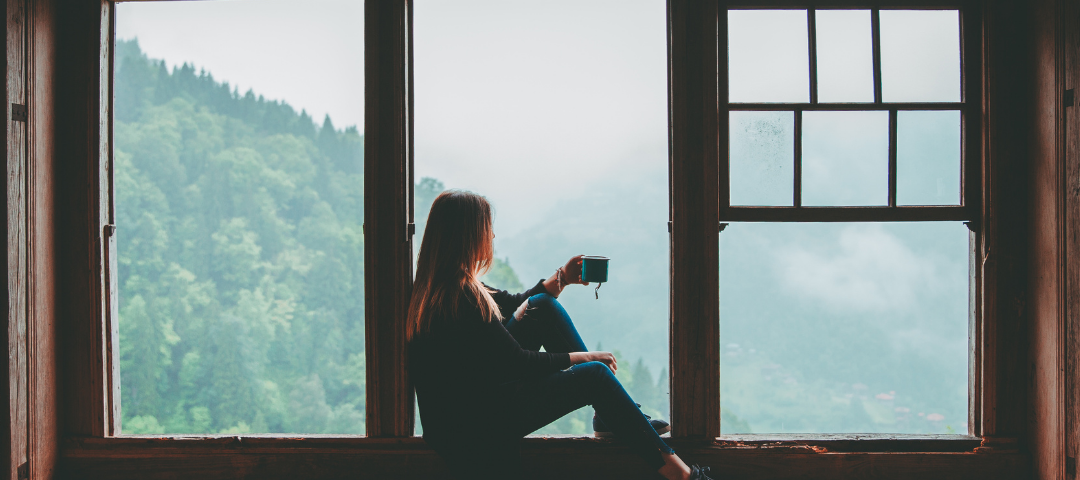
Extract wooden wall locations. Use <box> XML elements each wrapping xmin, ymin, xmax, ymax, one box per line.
<box><xmin>2</xmin><ymin>0</ymin><xmax>59</xmax><ymax>478</ymax></box>
<box><xmin>0</xmin><ymin>0</ymin><xmax>1059</xmax><ymax>478</ymax></box>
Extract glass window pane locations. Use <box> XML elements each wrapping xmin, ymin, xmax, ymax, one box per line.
<box><xmin>897</xmin><ymin>111</ymin><xmax>962</xmax><ymax>206</ymax></box>
<box><xmin>880</xmin><ymin>10</ymin><xmax>961</xmax><ymax>103</ymax></box>
<box><xmin>720</xmin><ymin>222</ymin><xmax>969</xmax><ymax>434</ymax></box>
<box><xmin>415</xmin><ymin>0</ymin><xmax>670</xmax><ymax>436</ymax></box>
<box><xmin>815</xmin><ymin>10</ymin><xmax>874</xmax><ymax>103</ymax></box>
<box><xmin>729</xmin><ymin>10</ymin><xmax>810</xmax><ymax>103</ymax></box>
<box><xmin>802</xmin><ymin>111</ymin><xmax>889</xmax><ymax>206</ymax></box>
<box><xmin>115</xmin><ymin>1</ymin><xmax>366</xmax><ymax>435</ymax></box>
<box><xmin>730</xmin><ymin>111</ymin><xmax>795</xmax><ymax>206</ymax></box>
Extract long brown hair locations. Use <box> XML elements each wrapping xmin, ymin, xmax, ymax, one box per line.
<box><xmin>408</xmin><ymin>190</ymin><xmax>502</xmax><ymax>338</ymax></box>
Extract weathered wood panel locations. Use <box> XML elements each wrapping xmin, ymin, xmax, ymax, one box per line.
<box><xmin>364</xmin><ymin>0</ymin><xmax>414</xmax><ymax>437</ymax></box>
<box><xmin>1066</xmin><ymin>0</ymin><xmax>1080</xmax><ymax>477</ymax></box>
<box><xmin>5</xmin><ymin>0</ymin><xmax>28</xmax><ymax>478</ymax></box>
<box><xmin>1062</xmin><ymin>0</ymin><xmax>1080</xmax><ymax>477</ymax></box>
<box><xmin>669</xmin><ymin>0</ymin><xmax>720</xmax><ymax>438</ymax></box>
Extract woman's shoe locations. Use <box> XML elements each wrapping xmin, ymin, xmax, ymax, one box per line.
<box><xmin>592</xmin><ymin>404</ymin><xmax>671</xmax><ymax>437</ymax></box>
<box><xmin>688</xmin><ymin>465</ymin><xmax>714</xmax><ymax>480</ymax></box>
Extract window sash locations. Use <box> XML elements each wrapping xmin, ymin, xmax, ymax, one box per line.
<box><xmin>720</xmin><ymin>5</ymin><xmax>979</xmax><ymax>223</ymax></box>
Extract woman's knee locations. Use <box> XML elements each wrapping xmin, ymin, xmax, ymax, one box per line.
<box><xmin>526</xmin><ymin>292</ymin><xmax>557</xmax><ymax>311</ymax></box>
<box><xmin>574</xmin><ymin>361</ymin><xmax>616</xmax><ymax>380</ymax></box>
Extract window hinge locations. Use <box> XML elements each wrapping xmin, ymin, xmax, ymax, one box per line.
<box><xmin>667</xmin><ymin>221</ymin><xmax>671</xmax><ymax>233</ymax></box>
<box><xmin>719</xmin><ymin>222</ymin><xmax>729</xmax><ymax>233</ymax></box>
<box><xmin>407</xmin><ymin>222</ymin><xmax>415</xmax><ymax>238</ymax></box>
<box><xmin>104</xmin><ymin>224</ymin><xmax>116</xmax><ymax>238</ymax></box>
<box><xmin>17</xmin><ymin>462</ymin><xmax>27</xmax><ymax>480</ymax></box>
<box><xmin>1066</xmin><ymin>88</ymin><xmax>1076</xmax><ymax>108</ymax></box>
<box><xmin>964</xmin><ymin>220</ymin><xmax>978</xmax><ymax>233</ymax></box>
<box><xmin>11</xmin><ymin>103</ymin><xmax>26</xmax><ymax>123</ymax></box>
<box><xmin>1067</xmin><ymin>456</ymin><xmax>1076</xmax><ymax>477</ymax></box>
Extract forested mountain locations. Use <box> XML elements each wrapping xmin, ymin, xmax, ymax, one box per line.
<box><xmin>116</xmin><ymin>39</ymin><xmax>367</xmax><ymax>434</ymax></box>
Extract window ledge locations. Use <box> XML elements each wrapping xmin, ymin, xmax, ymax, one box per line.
<box><xmin>713</xmin><ymin>434</ymin><xmax>984</xmax><ymax>453</ymax></box>
<box><xmin>60</xmin><ymin>435</ymin><xmax>1028</xmax><ymax>479</ymax></box>
<box><xmin>66</xmin><ymin>433</ymin><xmax>996</xmax><ymax>454</ymax></box>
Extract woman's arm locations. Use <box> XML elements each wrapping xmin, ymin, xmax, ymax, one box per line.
<box><xmin>475</xmin><ymin>314</ymin><xmax>572</xmax><ymax>374</ymax></box>
<box><xmin>569</xmin><ymin>351</ymin><xmax>618</xmax><ymax>374</ymax></box>
<box><xmin>541</xmin><ymin>255</ymin><xmax>588</xmax><ymax>297</ymax></box>
<box><xmin>487</xmin><ymin>280</ymin><xmax>548</xmax><ymax>319</ymax></box>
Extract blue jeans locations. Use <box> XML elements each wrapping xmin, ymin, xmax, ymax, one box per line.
<box><xmin>500</xmin><ymin>294</ymin><xmax>674</xmax><ymax>468</ymax></box>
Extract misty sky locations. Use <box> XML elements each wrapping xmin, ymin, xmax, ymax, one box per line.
<box><xmin>116</xmin><ymin>0</ymin><xmax>366</xmax><ymax>129</ymax></box>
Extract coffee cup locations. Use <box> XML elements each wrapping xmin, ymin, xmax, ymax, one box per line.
<box><xmin>581</xmin><ymin>256</ymin><xmax>609</xmax><ymax>284</ymax></box>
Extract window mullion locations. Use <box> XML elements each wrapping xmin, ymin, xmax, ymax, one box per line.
<box><xmin>794</xmin><ymin>109</ymin><xmax>803</xmax><ymax>208</ymax></box>
<box><xmin>808</xmin><ymin>8</ymin><xmax>818</xmax><ymax>105</ymax></box>
<box><xmin>364</xmin><ymin>0</ymin><xmax>415</xmax><ymax>438</ymax></box>
<box><xmin>871</xmin><ymin>8</ymin><xmax>883</xmax><ymax>104</ymax></box>
<box><xmin>889</xmin><ymin>109</ymin><xmax>898</xmax><ymax>207</ymax></box>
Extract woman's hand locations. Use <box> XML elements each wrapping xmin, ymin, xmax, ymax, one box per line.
<box><xmin>542</xmin><ymin>255</ymin><xmax>587</xmax><ymax>297</ymax></box>
<box><xmin>562</xmin><ymin>255</ymin><xmax>587</xmax><ymax>285</ymax></box>
<box><xmin>569</xmin><ymin>351</ymin><xmax>617</xmax><ymax>374</ymax></box>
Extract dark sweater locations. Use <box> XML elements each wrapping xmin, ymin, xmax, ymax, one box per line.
<box><xmin>409</xmin><ymin>280</ymin><xmax>572</xmax><ymax>441</ymax></box>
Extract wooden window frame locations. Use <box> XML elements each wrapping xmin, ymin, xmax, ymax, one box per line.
<box><xmin>713</xmin><ymin>0</ymin><xmax>982</xmax><ymax>436</ymax></box>
<box><xmin>56</xmin><ymin>0</ymin><xmax>1034</xmax><ymax>477</ymax></box>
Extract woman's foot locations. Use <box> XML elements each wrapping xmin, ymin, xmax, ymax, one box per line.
<box><xmin>688</xmin><ymin>465</ymin><xmax>714</xmax><ymax>480</ymax></box>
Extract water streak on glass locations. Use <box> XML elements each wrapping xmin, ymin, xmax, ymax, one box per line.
<box><xmin>414</xmin><ymin>0</ymin><xmax>670</xmax><ymax>436</ymax></box>
<box><xmin>720</xmin><ymin>222</ymin><xmax>969</xmax><ymax>434</ymax></box>
<box><xmin>897</xmin><ymin>111</ymin><xmax>962</xmax><ymax>206</ymax></box>
<box><xmin>728</xmin><ymin>10</ymin><xmax>810</xmax><ymax>103</ymax></box>
<box><xmin>815</xmin><ymin>10</ymin><xmax>874</xmax><ymax>103</ymax></box>
<box><xmin>115</xmin><ymin>0</ymin><xmax>366</xmax><ymax>435</ymax></box>
<box><xmin>730</xmin><ymin>111</ymin><xmax>795</xmax><ymax>206</ymax></box>
<box><xmin>880</xmin><ymin>10</ymin><xmax>962</xmax><ymax>103</ymax></box>
<box><xmin>802</xmin><ymin>111</ymin><xmax>889</xmax><ymax>206</ymax></box>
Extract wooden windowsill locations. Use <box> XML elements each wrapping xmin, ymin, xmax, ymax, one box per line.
<box><xmin>60</xmin><ymin>434</ymin><xmax>1028</xmax><ymax>479</ymax></box>
<box><xmin>64</xmin><ymin>433</ymin><xmax>1000</xmax><ymax>454</ymax></box>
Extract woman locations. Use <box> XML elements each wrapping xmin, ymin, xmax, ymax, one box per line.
<box><xmin>408</xmin><ymin>190</ymin><xmax>714</xmax><ymax>480</ymax></box>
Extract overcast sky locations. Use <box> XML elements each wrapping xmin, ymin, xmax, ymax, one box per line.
<box><xmin>117</xmin><ymin>0</ymin><xmax>366</xmax><ymax>129</ymax></box>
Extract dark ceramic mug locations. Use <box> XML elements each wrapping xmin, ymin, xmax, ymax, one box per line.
<box><xmin>581</xmin><ymin>256</ymin><xmax>609</xmax><ymax>284</ymax></box>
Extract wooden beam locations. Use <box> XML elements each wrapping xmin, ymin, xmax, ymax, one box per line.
<box><xmin>29</xmin><ymin>0</ymin><xmax>60</xmax><ymax>476</ymax></box>
<box><xmin>53</xmin><ymin>0</ymin><xmax>111</xmax><ymax>439</ymax></box>
<box><xmin>669</xmin><ymin>0</ymin><xmax>721</xmax><ymax>439</ymax></box>
<box><xmin>976</xmin><ymin>0</ymin><xmax>1029</xmax><ymax>442</ymax></box>
<box><xmin>364</xmin><ymin>0</ymin><xmax>414</xmax><ymax>438</ymax></box>
<box><xmin>725</xmin><ymin>0</ymin><xmax>969</xmax><ymax>8</ymax></box>
<box><xmin>719</xmin><ymin>205</ymin><xmax>971</xmax><ymax>222</ymax></box>
<box><xmin>729</xmin><ymin>103</ymin><xmax>965</xmax><ymax>111</ymax></box>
